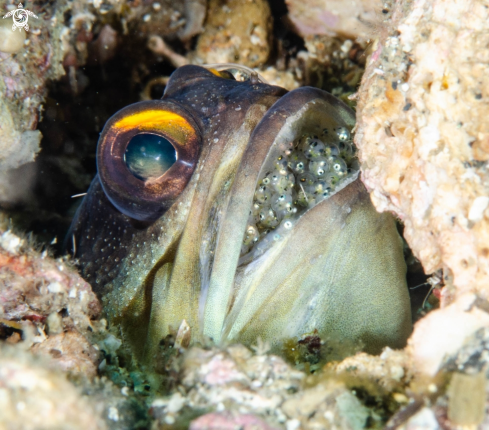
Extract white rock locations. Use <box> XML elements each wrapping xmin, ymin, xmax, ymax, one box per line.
<box><xmin>468</xmin><ymin>196</ymin><xmax>489</xmax><ymax>222</ymax></box>
<box><xmin>286</xmin><ymin>419</ymin><xmax>301</xmax><ymax>430</ymax></box>
<box><xmin>107</xmin><ymin>406</ymin><xmax>119</xmax><ymax>422</ymax></box>
<box><xmin>409</xmin><ymin>293</ymin><xmax>489</xmax><ymax>375</ymax></box>
<box><xmin>167</xmin><ymin>393</ymin><xmax>186</xmax><ymax>414</ymax></box>
<box><xmin>402</xmin><ymin>407</ymin><xmax>440</xmax><ymax>430</ymax></box>
<box><xmin>0</xmin><ymin>231</ymin><xmax>23</xmax><ymax>255</ymax></box>
<box><xmin>47</xmin><ymin>282</ymin><xmax>64</xmax><ymax>294</ymax></box>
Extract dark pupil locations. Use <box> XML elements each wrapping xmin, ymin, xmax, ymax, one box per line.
<box><xmin>124</xmin><ymin>134</ymin><xmax>176</xmax><ymax>181</ymax></box>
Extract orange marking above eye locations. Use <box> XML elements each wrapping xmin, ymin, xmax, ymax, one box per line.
<box><xmin>113</xmin><ymin>110</ymin><xmax>194</xmax><ymax>135</ymax></box>
<box><xmin>207</xmin><ymin>68</ymin><xmax>234</xmax><ymax>80</ymax></box>
<box><xmin>207</xmin><ymin>68</ymin><xmax>221</xmax><ymax>77</ymax></box>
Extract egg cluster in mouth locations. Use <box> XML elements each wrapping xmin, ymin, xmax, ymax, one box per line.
<box><xmin>241</xmin><ymin>126</ymin><xmax>359</xmax><ymax>256</ymax></box>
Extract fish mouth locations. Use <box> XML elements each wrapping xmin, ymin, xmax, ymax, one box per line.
<box><xmin>196</xmin><ymin>87</ymin><xmax>360</xmax><ymax>344</ymax></box>
<box><xmin>145</xmin><ymin>86</ymin><xmax>407</xmax><ymax>360</ymax></box>
<box><xmin>194</xmin><ymin>87</ymin><xmax>410</xmax><ymax>358</ymax></box>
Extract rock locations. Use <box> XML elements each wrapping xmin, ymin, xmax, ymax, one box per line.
<box><xmin>259</xmin><ymin>67</ymin><xmax>300</xmax><ymax>91</ymax></box>
<box><xmin>336</xmin><ymin>391</ymin><xmax>370</xmax><ymax>430</ymax></box>
<box><xmin>32</xmin><ymin>331</ymin><xmax>100</xmax><ymax>379</ymax></box>
<box><xmin>194</xmin><ymin>0</ymin><xmax>272</xmax><ymax>67</ymax></box>
<box><xmin>281</xmin><ymin>380</ymin><xmax>371</xmax><ymax>430</ymax></box>
<box><xmin>442</xmin><ymin>325</ymin><xmax>489</xmax><ymax>375</ymax></box>
<box><xmin>189</xmin><ymin>412</ymin><xmax>280</xmax><ymax>430</ymax></box>
<box><xmin>151</xmin><ymin>344</ymin><xmax>395</xmax><ymax>429</ymax></box>
<box><xmin>397</xmin><ymin>407</ymin><xmax>440</xmax><ymax>430</ymax></box>
<box><xmin>0</xmin><ymin>1</ymin><xmax>65</xmax><ymax>203</ymax></box>
<box><xmin>408</xmin><ymin>294</ymin><xmax>489</xmax><ymax>376</ymax></box>
<box><xmin>152</xmin><ymin>345</ymin><xmax>304</xmax><ymax>428</ymax></box>
<box><xmin>0</xmin><ymin>229</ymin><xmax>102</xmax><ymax>340</ymax></box>
<box><xmin>282</xmin><ymin>383</ymin><xmax>331</xmax><ymax>417</ymax></box>
<box><xmin>0</xmin><ymin>345</ymin><xmax>106</xmax><ymax>429</ymax></box>
<box><xmin>0</xmin><ymin>19</ymin><xmax>26</xmax><ymax>54</ymax></box>
<box><xmin>0</xmin><ymin>228</ymin><xmax>107</xmax><ymax>383</ymax></box>
<box><xmin>286</xmin><ymin>0</ymin><xmax>380</xmax><ymax>40</ymax></box>
<box><xmin>329</xmin><ymin>347</ymin><xmax>411</xmax><ymax>392</ymax></box>
<box><xmin>447</xmin><ymin>372</ymin><xmax>486</xmax><ymax>426</ymax></box>
<box><xmin>355</xmin><ymin>0</ymin><xmax>489</xmax><ymax>299</ymax></box>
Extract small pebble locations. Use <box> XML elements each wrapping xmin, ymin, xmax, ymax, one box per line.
<box><xmin>0</xmin><ymin>19</ymin><xmax>26</xmax><ymax>53</ymax></box>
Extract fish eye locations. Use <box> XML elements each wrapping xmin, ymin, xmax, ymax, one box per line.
<box><xmin>124</xmin><ymin>134</ymin><xmax>177</xmax><ymax>181</ymax></box>
<box><xmin>97</xmin><ymin>100</ymin><xmax>201</xmax><ymax>221</ymax></box>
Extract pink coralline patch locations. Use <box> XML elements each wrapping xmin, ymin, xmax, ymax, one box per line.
<box><xmin>2</xmin><ymin>76</ymin><xmax>18</xmax><ymax>98</ymax></box>
<box><xmin>369</xmin><ymin>43</ymin><xmax>382</xmax><ymax>64</ymax></box>
<box><xmin>289</xmin><ymin>11</ymin><xmax>339</xmax><ymax>36</ymax></box>
<box><xmin>318</xmin><ymin>11</ymin><xmax>340</xmax><ymax>27</ymax></box>
<box><xmin>286</xmin><ymin>0</ymin><xmax>380</xmax><ymax>40</ymax></box>
<box><xmin>202</xmin><ymin>353</ymin><xmax>247</xmax><ymax>386</ymax></box>
<box><xmin>23</xmin><ymin>313</ymin><xmax>46</xmax><ymax>323</ymax></box>
<box><xmin>190</xmin><ymin>412</ymin><xmax>280</xmax><ymax>430</ymax></box>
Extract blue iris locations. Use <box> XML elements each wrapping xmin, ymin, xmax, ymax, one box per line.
<box><xmin>124</xmin><ymin>134</ymin><xmax>176</xmax><ymax>181</ymax></box>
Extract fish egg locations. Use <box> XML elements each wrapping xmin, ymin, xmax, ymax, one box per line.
<box><xmin>329</xmin><ymin>157</ymin><xmax>348</xmax><ymax>177</ymax></box>
<box><xmin>309</xmin><ymin>158</ymin><xmax>329</xmax><ymax>178</ymax></box>
<box><xmin>271</xmin><ymin>172</ymin><xmax>294</xmax><ymax>193</ymax></box>
<box><xmin>338</xmin><ymin>141</ymin><xmax>354</xmax><ymax>160</ymax></box>
<box><xmin>298</xmin><ymin>172</ymin><xmax>316</xmax><ymax>188</ymax></box>
<box><xmin>243</xmin><ymin>224</ymin><xmax>259</xmax><ymax>246</ymax></box>
<box><xmin>324</xmin><ymin>144</ymin><xmax>340</xmax><ymax>160</ymax></box>
<box><xmin>274</xmin><ymin>156</ymin><xmax>288</xmax><ymax>173</ymax></box>
<box><xmin>271</xmin><ymin>193</ymin><xmax>293</xmax><ymax>213</ymax></box>
<box><xmin>255</xmin><ymin>185</ymin><xmax>271</xmax><ymax>203</ymax></box>
<box><xmin>282</xmin><ymin>220</ymin><xmax>293</xmax><ymax>229</ymax></box>
<box><xmin>287</xmin><ymin>151</ymin><xmax>307</xmax><ymax>174</ymax></box>
<box><xmin>302</xmin><ymin>138</ymin><xmax>325</xmax><ymax>159</ymax></box>
<box><xmin>335</xmin><ymin>126</ymin><xmax>350</xmax><ymax>141</ymax></box>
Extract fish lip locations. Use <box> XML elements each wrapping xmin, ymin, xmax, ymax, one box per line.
<box><xmin>201</xmin><ymin>87</ymin><xmax>358</xmax><ymax>343</ymax></box>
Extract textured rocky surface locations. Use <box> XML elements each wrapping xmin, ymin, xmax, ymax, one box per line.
<box><xmin>355</xmin><ymin>0</ymin><xmax>489</xmax><ymax>299</ymax></box>
<box><xmin>31</xmin><ymin>331</ymin><xmax>100</xmax><ymax>379</ymax></box>
<box><xmin>0</xmin><ymin>226</ymin><xmax>105</xmax><ymax>380</ymax></box>
<box><xmin>0</xmin><ymin>229</ymin><xmax>152</xmax><ymax>428</ymax></box>
<box><xmin>150</xmin><ymin>344</ymin><xmax>399</xmax><ymax>430</ymax></box>
<box><xmin>193</xmin><ymin>0</ymin><xmax>272</xmax><ymax>67</ymax></box>
<box><xmin>0</xmin><ymin>229</ymin><xmax>101</xmax><ymax>339</ymax></box>
<box><xmin>0</xmin><ymin>346</ymin><xmax>107</xmax><ymax>430</ymax></box>
<box><xmin>2</xmin><ymin>228</ymin><xmax>489</xmax><ymax>429</ymax></box>
<box><xmin>0</xmin><ymin>1</ymin><xmax>59</xmax><ymax>203</ymax></box>
<box><xmin>353</xmin><ymin>4</ymin><xmax>489</xmax><ymax>425</ymax></box>
<box><xmin>286</xmin><ymin>0</ymin><xmax>380</xmax><ymax>40</ymax></box>
<box><xmin>408</xmin><ymin>293</ymin><xmax>489</xmax><ymax>376</ymax></box>
<box><xmin>299</xmin><ymin>35</ymin><xmax>366</xmax><ymax>102</ymax></box>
